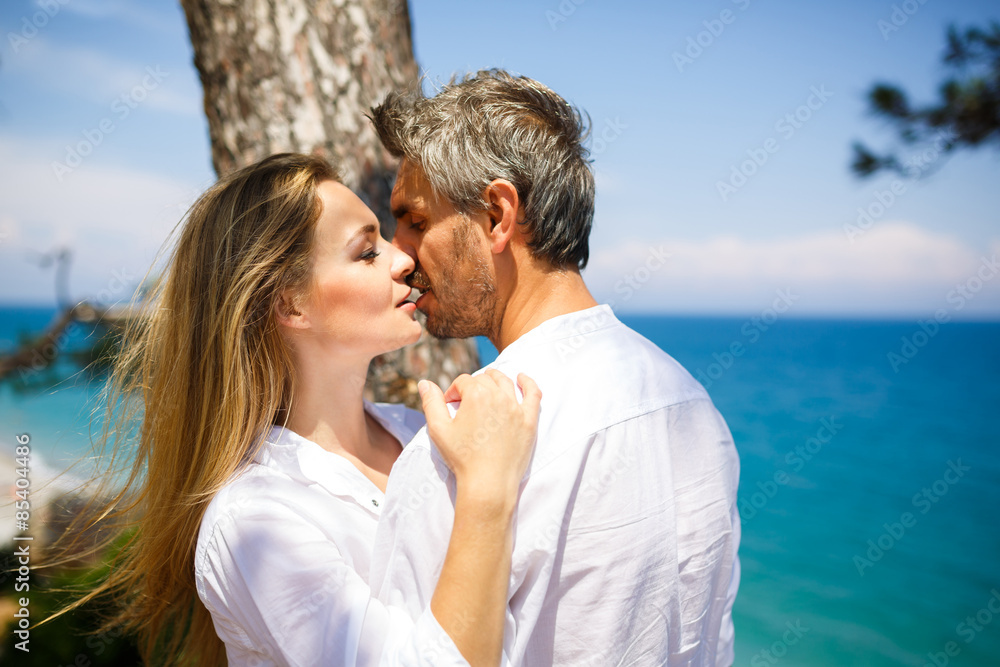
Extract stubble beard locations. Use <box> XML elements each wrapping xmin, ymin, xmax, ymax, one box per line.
<box><xmin>422</xmin><ymin>222</ymin><xmax>500</xmax><ymax>341</ymax></box>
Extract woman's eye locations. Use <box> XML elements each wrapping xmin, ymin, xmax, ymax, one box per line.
<box><xmin>360</xmin><ymin>247</ymin><xmax>381</xmax><ymax>263</ymax></box>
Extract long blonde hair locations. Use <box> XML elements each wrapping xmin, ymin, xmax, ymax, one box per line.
<box><xmin>51</xmin><ymin>152</ymin><xmax>338</xmax><ymax>664</ymax></box>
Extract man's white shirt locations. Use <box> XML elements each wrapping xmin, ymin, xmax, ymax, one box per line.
<box><xmin>371</xmin><ymin>305</ymin><xmax>741</xmax><ymax>666</ymax></box>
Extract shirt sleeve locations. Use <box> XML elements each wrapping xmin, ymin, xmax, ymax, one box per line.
<box><xmin>195</xmin><ymin>494</ymin><xmax>469</xmax><ymax>667</ymax></box>
<box><xmin>369</xmin><ymin>429</ymin><xmax>457</xmax><ymax>622</ymax></box>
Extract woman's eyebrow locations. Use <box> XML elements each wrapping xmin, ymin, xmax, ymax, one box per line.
<box><xmin>347</xmin><ymin>223</ymin><xmax>377</xmax><ymax>245</ymax></box>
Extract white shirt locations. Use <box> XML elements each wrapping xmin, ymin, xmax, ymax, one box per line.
<box><xmin>371</xmin><ymin>305</ymin><xmax>741</xmax><ymax>666</ymax></box>
<box><xmin>194</xmin><ymin>401</ymin><xmax>469</xmax><ymax>667</ymax></box>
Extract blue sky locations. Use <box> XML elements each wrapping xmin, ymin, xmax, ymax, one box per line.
<box><xmin>1</xmin><ymin>0</ymin><xmax>998</xmax><ymax>317</ymax></box>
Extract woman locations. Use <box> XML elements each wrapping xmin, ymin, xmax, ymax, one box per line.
<box><xmin>63</xmin><ymin>153</ymin><xmax>539</xmax><ymax>666</ymax></box>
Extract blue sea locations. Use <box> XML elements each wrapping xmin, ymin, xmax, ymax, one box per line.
<box><xmin>3</xmin><ymin>306</ymin><xmax>999</xmax><ymax>665</ymax></box>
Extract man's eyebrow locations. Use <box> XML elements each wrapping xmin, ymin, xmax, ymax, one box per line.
<box><xmin>391</xmin><ymin>203</ymin><xmax>409</xmax><ymax>220</ymax></box>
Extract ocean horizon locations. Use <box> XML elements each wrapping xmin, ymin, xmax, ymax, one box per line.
<box><xmin>2</xmin><ymin>305</ymin><xmax>998</xmax><ymax>665</ymax></box>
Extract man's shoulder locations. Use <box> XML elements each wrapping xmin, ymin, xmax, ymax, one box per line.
<box><xmin>494</xmin><ymin>312</ymin><xmax>710</xmax><ymax>415</ymax></box>
<box><xmin>605</xmin><ymin>320</ymin><xmax>706</xmax><ymax>389</ymax></box>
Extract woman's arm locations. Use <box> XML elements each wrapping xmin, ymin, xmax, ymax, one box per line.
<box><xmin>196</xmin><ymin>371</ymin><xmax>539</xmax><ymax>667</ymax></box>
<box><xmin>418</xmin><ymin>371</ymin><xmax>542</xmax><ymax>667</ymax></box>
<box><xmin>196</xmin><ymin>481</ymin><xmax>473</xmax><ymax>667</ymax></box>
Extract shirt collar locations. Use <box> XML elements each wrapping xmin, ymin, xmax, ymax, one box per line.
<box><xmin>494</xmin><ymin>304</ymin><xmax>620</xmax><ymax>363</ymax></box>
<box><xmin>253</xmin><ymin>401</ymin><xmax>413</xmax><ymax>515</ymax></box>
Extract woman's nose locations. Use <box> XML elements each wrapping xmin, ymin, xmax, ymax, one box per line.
<box><xmin>390</xmin><ymin>242</ymin><xmax>416</xmax><ymax>281</ymax></box>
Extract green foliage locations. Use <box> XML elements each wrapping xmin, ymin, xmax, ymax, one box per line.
<box><xmin>852</xmin><ymin>22</ymin><xmax>1000</xmax><ymax>178</ymax></box>
<box><xmin>1</xmin><ymin>536</ymin><xmax>142</xmax><ymax>666</ymax></box>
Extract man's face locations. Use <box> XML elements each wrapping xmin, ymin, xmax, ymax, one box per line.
<box><xmin>390</xmin><ymin>159</ymin><xmax>499</xmax><ymax>340</ymax></box>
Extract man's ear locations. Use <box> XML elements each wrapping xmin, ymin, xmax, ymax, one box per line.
<box><xmin>484</xmin><ymin>179</ymin><xmax>523</xmax><ymax>255</ymax></box>
<box><xmin>274</xmin><ymin>289</ymin><xmax>309</xmax><ymax>330</ymax></box>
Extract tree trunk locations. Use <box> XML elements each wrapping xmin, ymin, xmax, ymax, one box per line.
<box><xmin>179</xmin><ymin>0</ymin><xmax>479</xmax><ymax>407</ymax></box>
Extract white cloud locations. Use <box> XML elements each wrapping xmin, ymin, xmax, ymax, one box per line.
<box><xmin>6</xmin><ymin>38</ymin><xmax>201</xmax><ymax>117</ymax></box>
<box><xmin>586</xmin><ymin>222</ymin><xmax>1000</xmax><ymax>318</ymax></box>
<box><xmin>3</xmin><ymin>120</ymin><xmax>997</xmax><ymax>320</ymax></box>
<box><xmin>57</xmin><ymin>0</ymin><xmax>181</xmax><ymax>35</ymax></box>
<box><xmin>0</xmin><ymin>136</ymin><xmax>208</xmax><ymax>304</ymax></box>
<box><xmin>593</xmin><ymin>167</ymin><xmax>627</xmax><ymax>196</ymax></box>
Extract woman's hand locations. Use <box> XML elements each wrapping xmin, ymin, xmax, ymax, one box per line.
<box><xmin>422</xmin><ymin>370</ymin><xmax>541</xmax><ymax>666</ymax></box>
<box><xmin>419</xmin><ymin>370</ymin><xmax>541</xmax><ymax>504</ymax></box>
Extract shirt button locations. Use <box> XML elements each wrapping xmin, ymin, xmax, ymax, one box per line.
<box><xmin>372</xmin><ymin>499</ymin><xmax>379</xmax><ymax>507</ymax></box>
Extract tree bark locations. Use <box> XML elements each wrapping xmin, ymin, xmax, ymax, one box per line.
<box><xmin>179</xmin><ymin>0</ymin><xmax>478</xmax><ymax>407</ymax></box>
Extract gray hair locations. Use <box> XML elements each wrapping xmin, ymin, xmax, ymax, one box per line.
<box><xmin>369</xmin><ymin>69</ymin><xmax>595</xmax><ymax>269</ymax></box>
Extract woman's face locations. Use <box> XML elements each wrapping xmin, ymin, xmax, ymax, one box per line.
<box><xmin>291</xmin><ymin>180</ymin><xmax>421</xmax><ymax>359</ymax></box>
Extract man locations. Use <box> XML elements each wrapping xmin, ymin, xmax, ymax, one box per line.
<box><xmin>368</xmin><ymin>70</ymin><xmax>740</xmax><ymax>666</ymax></box>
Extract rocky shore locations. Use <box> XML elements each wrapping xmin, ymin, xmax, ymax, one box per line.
<box><xmin>0</xmin><ymin>443</ymin><xmax>84</xmax><ymax>547</ymax></box>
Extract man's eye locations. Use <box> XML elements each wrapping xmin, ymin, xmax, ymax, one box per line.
<box><xmin>411</xmin><ymin>220</ymin><xmax>426</xmax><ymax>233</ymax></box>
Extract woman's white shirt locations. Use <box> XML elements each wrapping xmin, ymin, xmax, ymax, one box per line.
<box><xmin>194</xmin><ymin>401</ymin><xmax>469</xmax><ymax>667</ymax></box>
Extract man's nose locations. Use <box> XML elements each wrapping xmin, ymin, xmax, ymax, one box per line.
<box><xmin>392</xmin><ymin>230</ymin><xmax>418</xmax><ymax>264</ymax></box>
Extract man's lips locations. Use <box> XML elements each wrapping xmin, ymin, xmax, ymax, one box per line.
<box><xmin>405</xmin><ymin>268</ymin><xmax>432</xmax><ymax>293</ymax></box>
<box><xmin>404</xmin><ymin>268</ymin><xmax>432</xmax><ymax>311</ymax></box>
<box><xmin>414</xmin><ymin>290</ymin><xmax>431</xmax><ymax>310</ymax></box>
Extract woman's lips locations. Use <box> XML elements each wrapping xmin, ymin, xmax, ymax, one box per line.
<box><xmin>405</xmin><ymin>273</ymin><xmax>432</xmax><ymax>310</ymax></box>
<box><xmin>396</xmin><ymin>289</ymin><xmax>418</xmax><ymax>308</ymax></box>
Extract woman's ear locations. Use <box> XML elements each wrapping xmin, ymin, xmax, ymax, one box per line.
<box><xmin>274</xmin><ymin>289</ymin><xmax>309</xmax><ymax>329</ymax></box>
<box><xmin>484</xmin><ymin>179</ymin><xmax>523</xmax><ymax>255</ymax></box>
